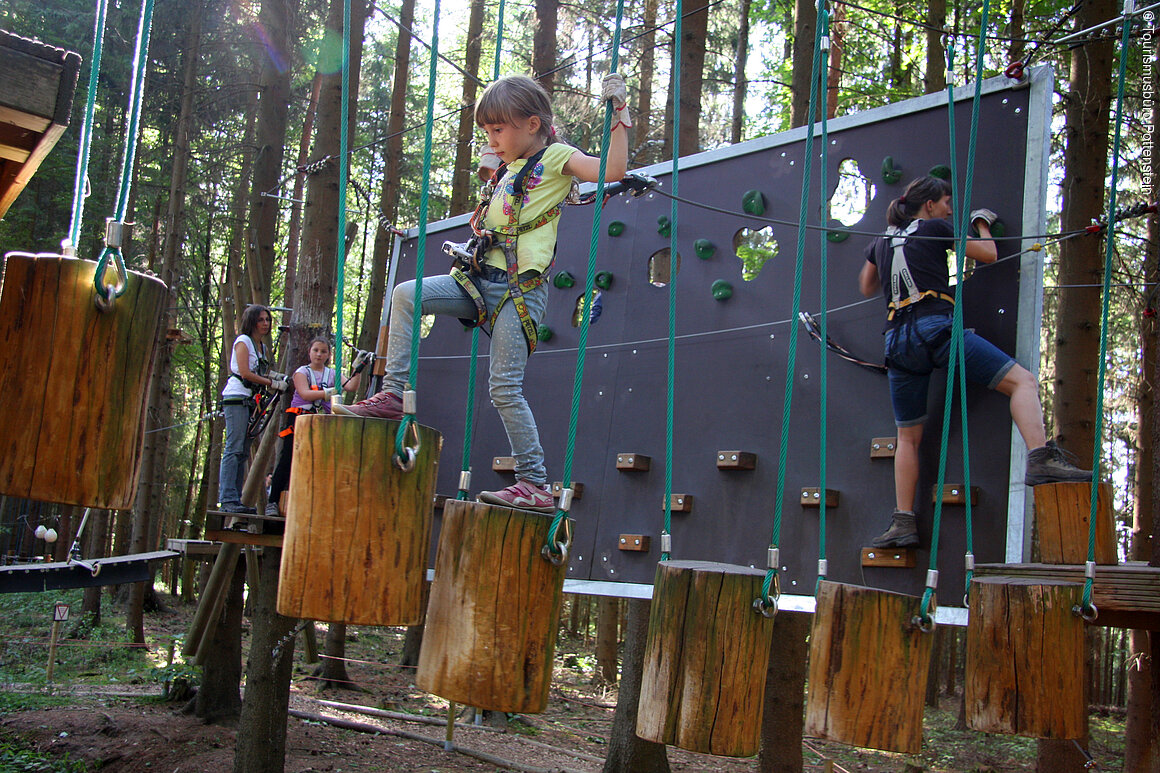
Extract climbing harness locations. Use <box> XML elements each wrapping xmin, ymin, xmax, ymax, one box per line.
<box><xmin>883</xmin><ymin>219</ymin><xmax>958</xmax><ymax>321</ymax></box>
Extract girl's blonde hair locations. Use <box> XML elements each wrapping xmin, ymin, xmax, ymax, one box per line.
<box><xmin>475</xmin><ymin>75</ymin><xmax>555</xmax><ymax>144</ymax></box>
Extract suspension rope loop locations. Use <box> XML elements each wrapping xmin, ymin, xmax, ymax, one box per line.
<box><xmin>920</xmin><ymin>0</ymin><xmax>990</xmax><ymax>625</ymax></box>
<box><xmin>1083</xmin><ymin>1</ymin><xmax>1134</xmax><ymax>616</ymax></box>
<box><xmin>761</xmin><ymin>0</ymin><xmax>827</xmax><ymax>609</ymax></box>
<box><xmin>815</xmin><ymin>4</ymin><xmax>832</xmax><ymax>586</ymax></box>
<box><xmin>93</xmin><ymin>0</ymin><xmax>156</xmax><ymax>305</ymax></box>
<box><xmin>66</xmin><ymin>0</ymin><xmax>110</xmax><ymax>255</ymax></box>
<box><xmin>543</xmin><ymin>0</ymin><xmax>625</xmax><ymax>562</ymax></box>
<box><xmin>396</xmin><ymin>0</ymin><xmax>442</xmax><ymax>465</ymax></box>
<box><xmin>661</xmin><ymin>0</ymin><xmax>683</xmax><ymax>562</ymax></box>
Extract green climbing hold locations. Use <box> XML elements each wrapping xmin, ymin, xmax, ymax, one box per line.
<box><xmin>711</xmin><ymin>279</ymin><xmax>733</xmax><ymax>300</ymax></box>
<box><xmin>881</xmin><ymin>156</ymin><xmax>902</xmax><ymax>184</ymax></box>
<box><xmin>554</xmin><ymin>271</ymin><xmax>576</xmax><ymax>289</ymax></box>
<box><xmin>595</xmin><ymin>271</ymin><xmax>614</xmax><ymax>290</ymax></box>
<box><xmin>826</xmin><ymin>229</ymin><xmax>850</xmax><ymax>243</ymax></box>
<box><xmin>537</xmin><ymin>324</ymin><xmax>553</xmax><ymax>342</ymax></box>
<box><xmin>657</xmin><ymin>216</ymin><xmax>672</xmax><ymax>236</ymax></box>
<box><xmin>742</xmin><ymin>189</ymin><xmax>766</xmax><ymax>216</ymax></box>
<box><xmin>990</xmin><ymin>220</ymin><xmax>1006</xmax><ymax>238</ymax></box>
<box><xmin>608</xmin><ymin>220</ymin><xmax>625</xmax><ymax>237</ymax></box>
<box><xmin>694</xmin><ymin>239</ymin><xmax>715</xmax><ymax>259</ymax></box>
<box><xmin>929</xmin><ymin>165</ymin><xmax>952</xmax><ymax>181</ymax></box>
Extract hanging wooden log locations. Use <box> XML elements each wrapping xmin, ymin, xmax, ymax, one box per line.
<box><xmin>635</xmin><ymin>560</ymin><xmax>776</xmax><ymax>757</ymax></box>
<box><xmin>1033</xmin><ymin>481</ymin><xmax>1116</xmax><ymax>565</ymax></box>
<box><xmin>276</xmin><ymin>414</ymin><xmax>441</xmax><ymax>626</ymax></box>
<box><xmin>0</xmin><ymin>253</ymin><xmax>166</xmax><ymax>508</ymax></box>
<box><xmin>965</xmin><ymin>576</ymin><xmax>1085</xmax><ymax>738</ymax></box>
<box><xmin>804</xmin><ymin>580</ymin><xmax>934</xmax><ymax>754</ymax></box>
<box><xmin>416</xmin><ymin>499</ymin><xmax>569</xmax><ymax>713</ymax></box>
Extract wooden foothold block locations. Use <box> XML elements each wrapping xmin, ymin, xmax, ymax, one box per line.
<box><xmin>860</xmin><ymin>547</ymin><xmax>917</xmax><ymax>568</ymax></box>
<box><xmin>618</xmin><ymin>534</ymin><xmax>651</xmax><ymax>552</ymax></box>
<box><xmin>933</xmin><ymin>484</ymin><xmax>979</xmax><ymax>505</ymax></box>
<box><xmin>800</xmin><ymin>488</ymin><xmax>840</xmax><ymax>508</ymax></box>
<box><xmin>637</xmin><ymin>560</ymin><xmax>776</xmax><ymax>756</ymax></box>
<box><xmin>966</xmin><ymin>576</ymin><xmax>1085</xmax><ymax>738</ymax></box>
<box><xmin>551</xmin><ymin>481</ymin><xmax>584</xmax><ymax>500</ymax></box>
<box><xmin>716</xmin><ymin>451</ymin><xmax>757</xmax><ymax>470</ymax></box>
<box><xmin>870</xmin><ymin>437</ymin><xmax>897</xmax><ymax>458</ymax></box>
<box><xmin>616</xmin><ymin>453</ymin><xmax>652</xmax><ymax>471</ymax></box>
<box><xmin>417</xmin><ymin>500</ymin><xmax>570</xmax><ymax>713</ymax></box>
<box><xmin>805</xmin><ymin>581</ymin><xmax>934</xmax><ymax>754</ymax></box>
<box><xmin>492</xmin><ymin>456</ymin><xmax>517</xmax><ymax>472</ymax></box>
<box><xmin>1033</xmin><ymin>482</ymin><xmax>1117</xmax><ymax>565</ymax></box>
<box><xmin>668</xmin><ymin>494</ymin><xmax>694</xmax><ymax>512</ymax></box>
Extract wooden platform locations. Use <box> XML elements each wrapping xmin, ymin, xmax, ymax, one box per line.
<box><xmin>974</xmin><ymin>562</ymin><xmax>1160</xmax><ymax>631</ymax></box>
<box><xmin>0</xmin><ymin>30</ymin><xmax>81</xmax><ymax>219</ymax></box>
<box><xmin>203</xmin><ymin>509</ymin><xmax>284</xmax><ymax>548</ymax></box>
<box><xmin>165</xmin><ymin>539</ymin><xmax>223</xmax><ymax>559</ymax></box>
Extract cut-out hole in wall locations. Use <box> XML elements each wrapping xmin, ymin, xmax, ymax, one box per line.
<box><xmin>829</xmin><ymin>158</ymin><xmax>876</xmax><ymax>227</ymax></box>
<box><xmin>732</xmin><ymin>227</ymin><xmax>778</xmax><ymax>281</ymax></box>
<box><xmin>648</xmin><ymin>248</ymin><xmax>682</xmax><ymax>287</ymax></box>
<box><xmin>421</xmin><ymin>314</ymin><xmax>436</xmax><ymax>338</ymax></box>
<box><xmin>572</xmin><ymin>289</ymin><xmax>604</xmax><ymax>327</ymax></box>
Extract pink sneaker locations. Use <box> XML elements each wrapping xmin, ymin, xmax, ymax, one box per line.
<box><xmin>332</xmin><ymin>391</ymin><xmax>404</xmax><ymax>419</ymax></box>
<box><xmin>478</xmin><ymin>480</ymin><xmax>556</xmax><ymax>513</ymax></box>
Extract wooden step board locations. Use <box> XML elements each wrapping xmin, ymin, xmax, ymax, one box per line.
<box><xmin>974</xmin><ymin>562</ymin><xmax>1160</xmax><ymax>631</ymax></box>
<box><xmin>204</xmin><ymin>509</ymin><xmax>285</xmax><ymax>548</ymax></box>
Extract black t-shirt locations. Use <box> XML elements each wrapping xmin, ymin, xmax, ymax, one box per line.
<box><xmin>864</xmin><ymin>217</ymin><xmax>956</xmax><ymax>328</ymax></box>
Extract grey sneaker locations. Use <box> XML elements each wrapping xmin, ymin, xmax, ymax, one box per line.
<box><xmin>265</xmin><ymin>501</ymin><xmax>281</xmax><ymax>517</ymax></box>
<box><xmin>333</xmin><ymin>390</ymin><xmax>404</xmax><ymax>419</ymax></box>
<box><xmin>870</xmin><ymin>509</ymin><xmax>919</xmax><ymax>548</ymax></box>
<box><xmin>1025</xmin><ymin>440</ymin><xmax>1092</xmax><ymax>486</ymax></box>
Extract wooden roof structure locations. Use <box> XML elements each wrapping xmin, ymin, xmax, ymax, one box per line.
<box><xmin>0</xmin><ymin>29</ymin><xmax>81</xmax><ymax>219</ymax></box>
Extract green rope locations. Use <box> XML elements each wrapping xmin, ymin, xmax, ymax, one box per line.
<box><xmin>396</xmin><ymin>0</ymin><xmax>442</xmax><ymax>461</ymax></box>
<box><xmin>335</xmin><ymin>0</ymin><xmax>352</xmax><ymax>376</ymax></box>
<box><xmin>1083</xmin><ymin>5</ymin><xmax>1133</xmax><ymax>615</ymax></box>
<box><xmin>921</xmin><ymin>0</ymin><xmax>990</xmax><ymax>626</ymax></box>
<box><xmin>67</xmin><ymin>0</ymin><xmax>109</xmax><ymax>252</ymax></box>
<box><xmin>661</xmin><ymin>0</ymin><xmax>682</xmax><ymax>562</ymax></box>
<box><xmin>815</xmin><ymin>6</ymin><xmax>831</xmax><ymax>589</ymax></box>
<box><xmin>93</xmin><ymin>0</ymin><xmax>155</xmax><ymax>302</ymax></box>
<box><xmin>545</xmin><ymin>0</ymin><xmax>625</xmax><ymax>556</ymax></box>
<box><xmin>761</xmin><ymin>0</ymin><xmax>826</xmax><ymax>606</ymax></box>
<box><xmin>456</xmin><ymin>0</ymin><xmax>507</xmax><ymax>501</ymax></box>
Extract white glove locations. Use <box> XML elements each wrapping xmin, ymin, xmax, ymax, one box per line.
<box><xmin>269</xmin><ymin>376</ymin><xmax>290</xmax><ymax>392</ymax></box>
<box><xmin>322</xmin><ymin>386</ymin><xmax>338</xmax><ymax>397</ymax></box>
<box><xmin>969</xmin><ymin>208</ymin><xmax>998</xmax><ymax>228</ymax></box>
<box><xmin>601</xmin><ymin>72</ymin><xmax>628</xmax><ymax>111</ymax></box>
<box><xmin>356</xmin><ymin>349</ymin><xmax>375</xmax><ymax>367</ymax></box>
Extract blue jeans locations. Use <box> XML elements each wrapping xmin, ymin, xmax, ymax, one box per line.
<box><xmin>885</xmin><ymin>313</ymin><xmax>1016</xmax><ymax>427</ymax></box>
<box><xmin>219</xmin><ymin>402</ymin><xmax>251</xmax><ymax>505</ymax></box>
<box><xmin>384</xmin><ymin>271</ymin><xmax>549</xmax><ymax>485</ymax></box>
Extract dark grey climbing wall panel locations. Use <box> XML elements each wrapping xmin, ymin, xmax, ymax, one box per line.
<box><xmin>392</xmin><ymin>70</ymin><xmax>1051</xmax><ymax>602</ymax></box>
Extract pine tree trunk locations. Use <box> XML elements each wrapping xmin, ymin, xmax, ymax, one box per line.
<box><xmin>730</xmin><ymin>0</ymin><xmax>750</xmax><ymax>144</ymax></box>
<box><xmin>601</xmin><ymin>599</ymin><xmax>669</xmax><ymax>773</ymax></box>
<box><xmin>533</xmin><ymin>0</ymin><xmax>558</xmax><ymax>92</ymax></box>
<box><xmin>191</xmin><ymin>559</ymin><xmax>245</xmax><ymax>724</ymax></box>
<box><xmin>677</xmin><ymin>1</ymin><xmax>709</xmax><ymax>154</ymax></box>
<box><xmin>449</xmin><ymin>0</ymin><xmax>486</xmax><ymax>216</ymax></box>
<box><xmin>595</xmin><ymin>597</ymin><xmax>619</xmax><ymax>685</ymax></box>
<box><xmin>789</xmin><ymin>0</ymin><xmax>816</xmax><ymax>128</ymax></box>
<box><xmin>758</xmin><ymin>610</ymin><xmax>809</xmax><ymax>773</ymax></box>
<box><xmin>825</xmin><ymin>3</ymin><xmax>844</xmax><ymax>119</ymax></box>
<box><xmin>634</xmin><ymin>0</ymin><xmax>657</xmax><ymax>163</ymax></box>
<box><xmin>314</xmin><ymin>623</ymin><xmax>352</xmax><ymax>688</ymax></box>
<box><xmin>923</xmin><ymin>0</ymin><xmax>946</xmax><ymax>93</ymax></box>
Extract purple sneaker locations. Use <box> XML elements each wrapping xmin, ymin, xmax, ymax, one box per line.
<box><xmin>333</xmin><ymin>391</ymin><xmax>404</xmax><ymax>419</ymax></box>
<box><xmin>478</xmin><ymin>480</ymin><xmax>556</xmax><ymax>513</ymax></box>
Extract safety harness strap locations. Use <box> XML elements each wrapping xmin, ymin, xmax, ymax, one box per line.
<box><xmin>885</xmin><ymin>219</ymin><xmax>956</xmax><ymax>321</ymax></box>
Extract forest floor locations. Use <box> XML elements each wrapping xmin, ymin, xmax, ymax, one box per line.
<box><xmin>0</xmin><ymin>588</ymin><xmax>1128</xmax><ymax>772</ymax></box>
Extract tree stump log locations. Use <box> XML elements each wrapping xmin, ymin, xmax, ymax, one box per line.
<box><xmin>276</xmin><ymin>415</ymin><xmax>441</xmax><ymax>626</ymax></box>
<box><xmin>635</xmin><ymin>560</ymin><xmax>776</xmax><ymax>757</ymax></box>
<box><xmin>416</xmin><ymin>499</ymin><xmax>569</xmax><ymax>713</ymax></box>
<box><xmin>804</xmin><ymin>580</ymin><xmax>934</xmax><ymax>754</ymax></box>
<box><xmin>965</xmin><ymin>576</ymin><xmax>1085</xmax><ymax>738</ymax></box>
<box><xmin>0</xmin><ymin>254</ymin><xmax>166</xmax><ymax>508</ymax></box>
<box><xmin>1033</xmin><ymin>481</ymin><xmax>1116</xmax><ymax>564</ymax></box>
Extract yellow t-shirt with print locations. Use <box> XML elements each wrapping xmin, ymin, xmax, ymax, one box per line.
<box><xmin>482</xmin><ymin>142</ymin><xmax>576</xmax><ymax>275</ymax></box>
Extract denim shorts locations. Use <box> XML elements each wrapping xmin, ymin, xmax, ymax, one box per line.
<box><xmin>885</xmin><ymin>313</ymin><xmax>1016</xmax><ymax>427</ymax></box>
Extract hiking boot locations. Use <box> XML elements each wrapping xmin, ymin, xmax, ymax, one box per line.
<box><xmin>333</xmin><ymin>390</ymin><xmax>404</xmax><ymax>419</ymax></box>
<box><xmin>871</xmin><ymin>509</ymin><xmax>919</xmax><ymax>548</ymax></box>
<box><xmin>478</xmin><ymin>480</ymin><xmax>556</xmax><ymax>513</ymax></box>
<box><xmin>1024</xmin><ymin>440</ymin><xmax>1093</xmax><ymax>486</ymax></box>
<box><xmin>265</xmin><ymin>501</ymin><xmax>281</xmax><ymax>517</ymax></box>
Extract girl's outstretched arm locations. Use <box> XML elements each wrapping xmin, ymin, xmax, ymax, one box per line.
<box><xmin>563</xmin><ymin>73</ymin><xmax>630</xmax><ymax>183</ymax></box>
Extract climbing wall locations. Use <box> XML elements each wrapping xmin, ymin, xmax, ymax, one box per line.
<box><xmin>391</xmin><ymin>69</ymin><xmax>1052</xmax><ymax>601</ymax></box>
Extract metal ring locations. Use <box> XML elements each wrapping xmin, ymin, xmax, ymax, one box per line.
<box><xmin>541</xmin><ymin>541</ymin><xmax>569</xmax><ymax>566</ymax></box>
<box><xmin>753</xmin><ymin>596</ymin><xmax>778</xmax><ymax>618</ymax></box>
<box><xmin>1073</xmin><ymin>603</ymin><xmax>1099</xmax><ymax>623</ymax></box>
<box><xmin>912</xmin><ymin>614</ymin><xmax>937</xmax><ymax>634</ymax></box>
<box><xmin>94</xmin><ymin>288</ymin><xmax>116</xmax><ymax>313</ymax></box>
<box><xmin>393</xmin><ymin>446</ymin><xmax>417</xmax><ymax>472</ymax></box>
<box><xmin>90</xmin><ymin>561</ymin><xmax>102</xmax><ymax>578</ymax></box>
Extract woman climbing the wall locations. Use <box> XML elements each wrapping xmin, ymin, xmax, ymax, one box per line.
<box><xmin>336</xmin><ymin>73</ymin><xmax>630</xmax><ymax>513</ymax></box>
<box><xmin>859</xmin><ymin>175</ymin><xmax>1091</xmax><ymax>548</ymax></box>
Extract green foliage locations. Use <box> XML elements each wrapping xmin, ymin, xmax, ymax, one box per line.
<box><xmin>0</xmin><ymin>740</ymin><xmax>88</xmax><ymax>773</ymax></box>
